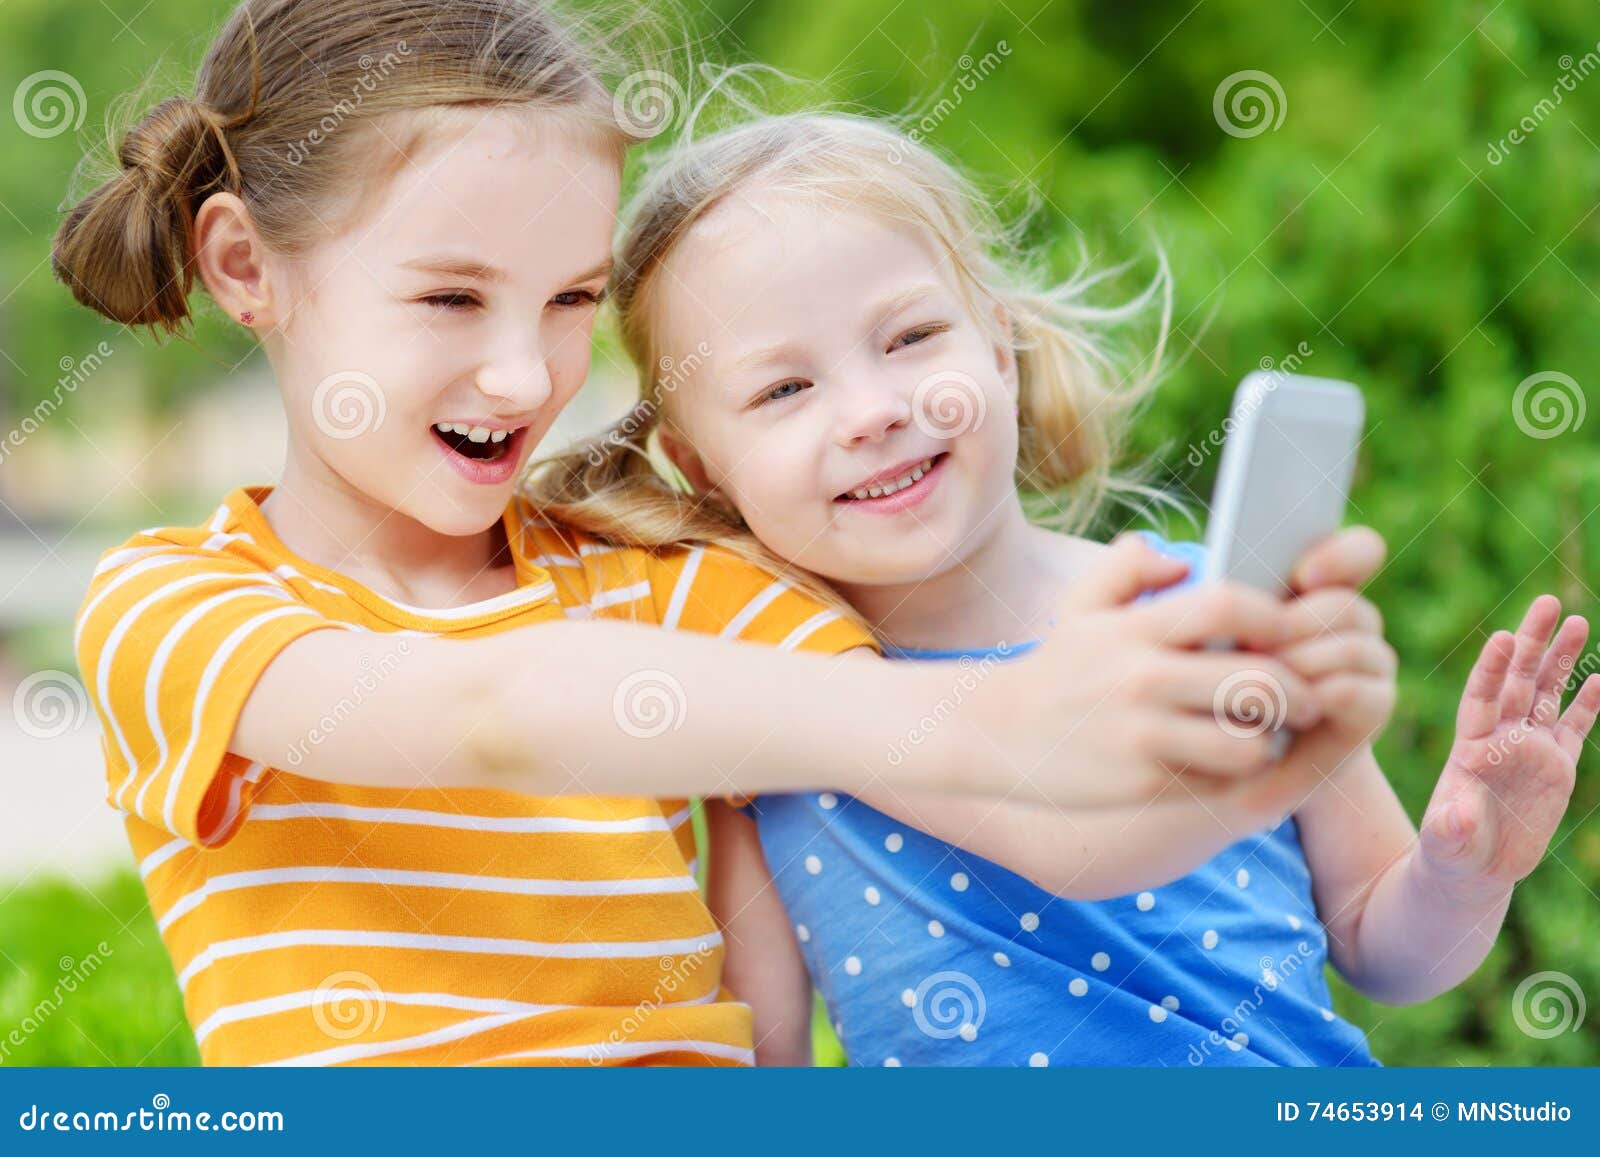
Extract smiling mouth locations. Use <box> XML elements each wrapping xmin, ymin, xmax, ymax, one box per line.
<box><xmin>836</xmin><ymin>452</ymin><xmax>948</xmax><ymax>502</ymax></box>
<box><xmin>431</xmin><ymin>422</ymin><xmax>523</xmax><ymax>463</ymax></box>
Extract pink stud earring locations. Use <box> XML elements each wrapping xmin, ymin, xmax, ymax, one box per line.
<box><xmin>239</xmin><ymin>311</ymin><xmax>255</xmax><ymax>325</ymax></box>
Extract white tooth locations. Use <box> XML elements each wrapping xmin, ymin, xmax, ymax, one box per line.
<box><xmin>445</xmin><ymin>423</ymin><xmax>466</xmax><ymax>435</ymax></box>
<box><xmin>910</xmin><ymin>468</ymin><xmax>924</xmax><ymax>481</ymax></box>
<box><xmin>490</xmin><ymin>429</ymin><xmax>509</xmax><ymax>443</ymax></box>
<box><xmin>467</xmin><ymin>425</ymin><xmax>492</xmax><ymax>443</ymax></box>
<box><xmin>869</xmin><ymin>486</ymin><xmax>884</xmax><ymax>498</ymax></box>
<box><xmin>435</xmin><ymin>423</ymin><xmax>450</xmax><ymax>434</ymax></box>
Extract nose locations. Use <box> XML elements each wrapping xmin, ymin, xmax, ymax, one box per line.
<box><xmin>475</xmin><ymin>328</ymin><xmax>554</xmax><ymax>412</ymax></box>
<box><xmin>836</xmin><ymin>376</ymin><xmax>914</xmax><ymax>447</ymax></box>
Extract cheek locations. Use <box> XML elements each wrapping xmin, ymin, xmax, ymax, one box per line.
<box><xmin>720</xmin><ymin>440</ymin><xmax>817</xmax><ymax>537</ymax></box>
<box><xmin>547</xmin><ymin>320</ymin><xmax>596</xmax><ymax>395</ymax></box>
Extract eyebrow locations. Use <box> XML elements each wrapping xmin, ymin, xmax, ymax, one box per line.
<box><xmin>730</xmin><ymin>282</ymin><xmax>945</xmax><ymax>374</ymax></box>
<box><xmin>869</xmin><ymin>281</ymin><xmax>943</xmax><ymax>321</ymax></box>
<box><xmin>734</xmin><ymin>339</ymin><xmax>807</xmax><ymax>374</ymax></box>
<box><xmin>399</xmin><ymin>254</ymin><xmax>615</xmax><ymax>286</ymax></box>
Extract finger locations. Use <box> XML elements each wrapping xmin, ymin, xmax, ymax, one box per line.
<box><xmin>1532</xmin><ymin>615</ymin><xmax>1589</xmax><ymax>727</ymax></box>
<box><xmin>1130</xmin><ymin>581</ymin><xmax>1294</xmax><ymax>652</ymax></box>
<box><xmin>1315</xmin><ymin>673</ymin><xmax>1396</xmax><ymax>741</ymax></box>
<box><xmin>1289</xmin><ymin>526</ymin><xmax>1387</xmax><ymax>594</ymax></box>
<box><xmin>1501</xmin><ymin>595</ymin><xmax>1563</xmax><ymax>723</ymax></box>
<box><xmin>1281</xmin><ymin>590</ymin><xmax>1384</xmax><ymax>645</ymax></box>
<box><xmin>1061</xmin><ymin>534</ymin><xmax>1190</xmax><ymax>613</ymax></box>
<box><xmin>1456</xmin><ymin>631</ymin><xmax>1515</xmax><ymax>741</ymax></box>
<box><xmin>1155</xmin><ymin>653</ymin><xmax>1324</xmax><ymax>730</ymax></box>
<box><xmin>1554</xmin><ymin>673</ymin><xmax>1600</xmax><ymax>761</ymax></box>
<box><xmin>1213</xmin><ymin>743</ymin><xmax>1334</xmax><ymax>819</ymax></box>
<box><xmin>1276</xmin><ymin>633</ymin><xmax>1397</xmax><ymax>682</ymax></box>
<box><xmin>1418</xmin><ymin>795</ymin><xmax>1480</xmax><ymax>868</ymax></box>
<box><xmin>1145</xmin><ymin>713</ymin><xmax>1282</xmax><ymax>777</ymax></box>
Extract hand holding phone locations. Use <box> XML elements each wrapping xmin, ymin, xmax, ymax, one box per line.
<box><xmin>1203</xmin><ymin>372</ymin><xmax>1365</xmax><ymax>753</ymax></box>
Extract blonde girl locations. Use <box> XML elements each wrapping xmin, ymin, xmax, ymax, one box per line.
<box><xmin>529</xmin><ymin>109</ymin><xmax>1597</xmax><ymax>1065</ymax></box>
<box><xmin>53</xmin><ymin>1</ymin><xmax>1325</xmax><ymax>1067</ymax></box>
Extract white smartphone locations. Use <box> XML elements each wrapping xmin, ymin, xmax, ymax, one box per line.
<box><xmin>1203</xmin><ymin>372</ymin><xmax>1365</xmax><ymax>595</ymax></box>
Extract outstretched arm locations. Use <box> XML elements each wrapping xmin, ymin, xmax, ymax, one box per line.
<box><xmin>231</xmin><ymin>537</ymin><xmax>1327</xmax><ymax>807</ymax></box>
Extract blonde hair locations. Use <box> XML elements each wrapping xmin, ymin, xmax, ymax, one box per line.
<box><xmin>51</xmin><ymin>0</ymin><xmax>637</xmax><ymax>336</ymax></box>
<box><xmin>526</xmin><ymin>106</ymin><xmax>1174</xmax><ymax>608</ymax></box>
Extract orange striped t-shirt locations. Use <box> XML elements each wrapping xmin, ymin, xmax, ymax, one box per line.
<box><xmin>73</xmin><ymin>485</ymin><xmax>871</xmax><ymax>1066</ymax></box>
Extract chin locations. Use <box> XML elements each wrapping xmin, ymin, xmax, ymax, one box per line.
<box><xmin>405</xmin><ymin>490</ymin><xmax>513</xmax><ymax>539</ymax></box>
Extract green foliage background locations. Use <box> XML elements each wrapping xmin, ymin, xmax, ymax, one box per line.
<box><xmin>3</xmin><ymin>0</ymin><xmax>1598</xmax><ymax>1065</ymax></box>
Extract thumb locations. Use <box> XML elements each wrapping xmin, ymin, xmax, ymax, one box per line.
<box><xmin>1062</xmin><ymin>533</ymin><xmax>1190</xmax><ymax>614</ymax></box>
<box><xmin>1418</xmin><ymin>798</ymin><xmax>1476</xmax><ymax>865</ymax></box>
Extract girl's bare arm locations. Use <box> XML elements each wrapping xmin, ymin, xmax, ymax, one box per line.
<box><xmin>705</xmin><ymin>801</ymin><xmax>814</xmax><ymax>1066</ymax></box>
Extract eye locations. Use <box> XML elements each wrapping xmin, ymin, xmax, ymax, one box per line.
<box><xmin>891</xmin><ymin>323</ymin><xmax>948</xmax><ymax>351</ymax></box>
<box><xmin>759</xmin><ymin>379</ymin><xmax>810</xmax><ymax>405</ymax></box>
<box><xmin>551</xmin><ymin>288</ymin><xmax>603</xmax><ymax>308</ymax></box>
<box><xmin>419</xmin><ymin>291</ymin><xmax>480</xmax><ymax>311</ymax></box>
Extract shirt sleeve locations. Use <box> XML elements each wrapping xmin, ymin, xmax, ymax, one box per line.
<box><xmin>644</xmin><ymin>543</ymin><xmax>879</xmax><ymax>656</ymax></box>
<box><xmin>643</xmin><ymin>544</ymin><xmax>879</xmax><ymax>810</ymax></box>
<box><xmin>74</xmin><ymin>542</ymin><xmax>343</xmax><ymax>847</ymax></box>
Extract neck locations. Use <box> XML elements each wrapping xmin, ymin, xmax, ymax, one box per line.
<box><xmin>835</xmin><ymin>499</ymin><xmax>1086</xmax><ymax>652</ymax></box>
<box><xmin>259</xmin><ymin>443</ymin><xmax>506</xmax><ymax>608</ymax></box>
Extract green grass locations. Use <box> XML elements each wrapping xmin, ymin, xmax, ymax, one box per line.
<box><xmin>0</xmin><ymin>873</ymin><xmax>197</xmax><ymax>1066</ymax></box>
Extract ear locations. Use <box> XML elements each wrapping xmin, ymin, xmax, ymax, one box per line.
<box><xmin>991</xmin><ymin>300</ymin><xmax>1019</xmax><ymax>397</ymax></box>
<box><xmin>192</xmin><ymin>191</ymin><xmax>280</xmax><ymax>330</ymax></box>
<box><xmin>658</xmin><ymin>423</ymin><xmax>719</xmax><ymax>499</ymax></box>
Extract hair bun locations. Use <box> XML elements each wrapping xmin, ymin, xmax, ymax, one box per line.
<box><xmin>52</xmin><ymin>96</ymin><xmax>242</xmax><ymax>334</ymax></box>
<box><xmin>119</xmin><ymin>97</ymin><xmax>239</xmax><ymax>190</ymax></box>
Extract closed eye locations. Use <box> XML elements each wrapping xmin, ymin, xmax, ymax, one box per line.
<box><xmin>891</xmin><ymin>323</ymin><xmax>949</xmax><ymax>351</ymax></box>
<box><xmin>419</xmin><ymin>291</ymin><xmax>480</xmax><ymax>311</ymax></box>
